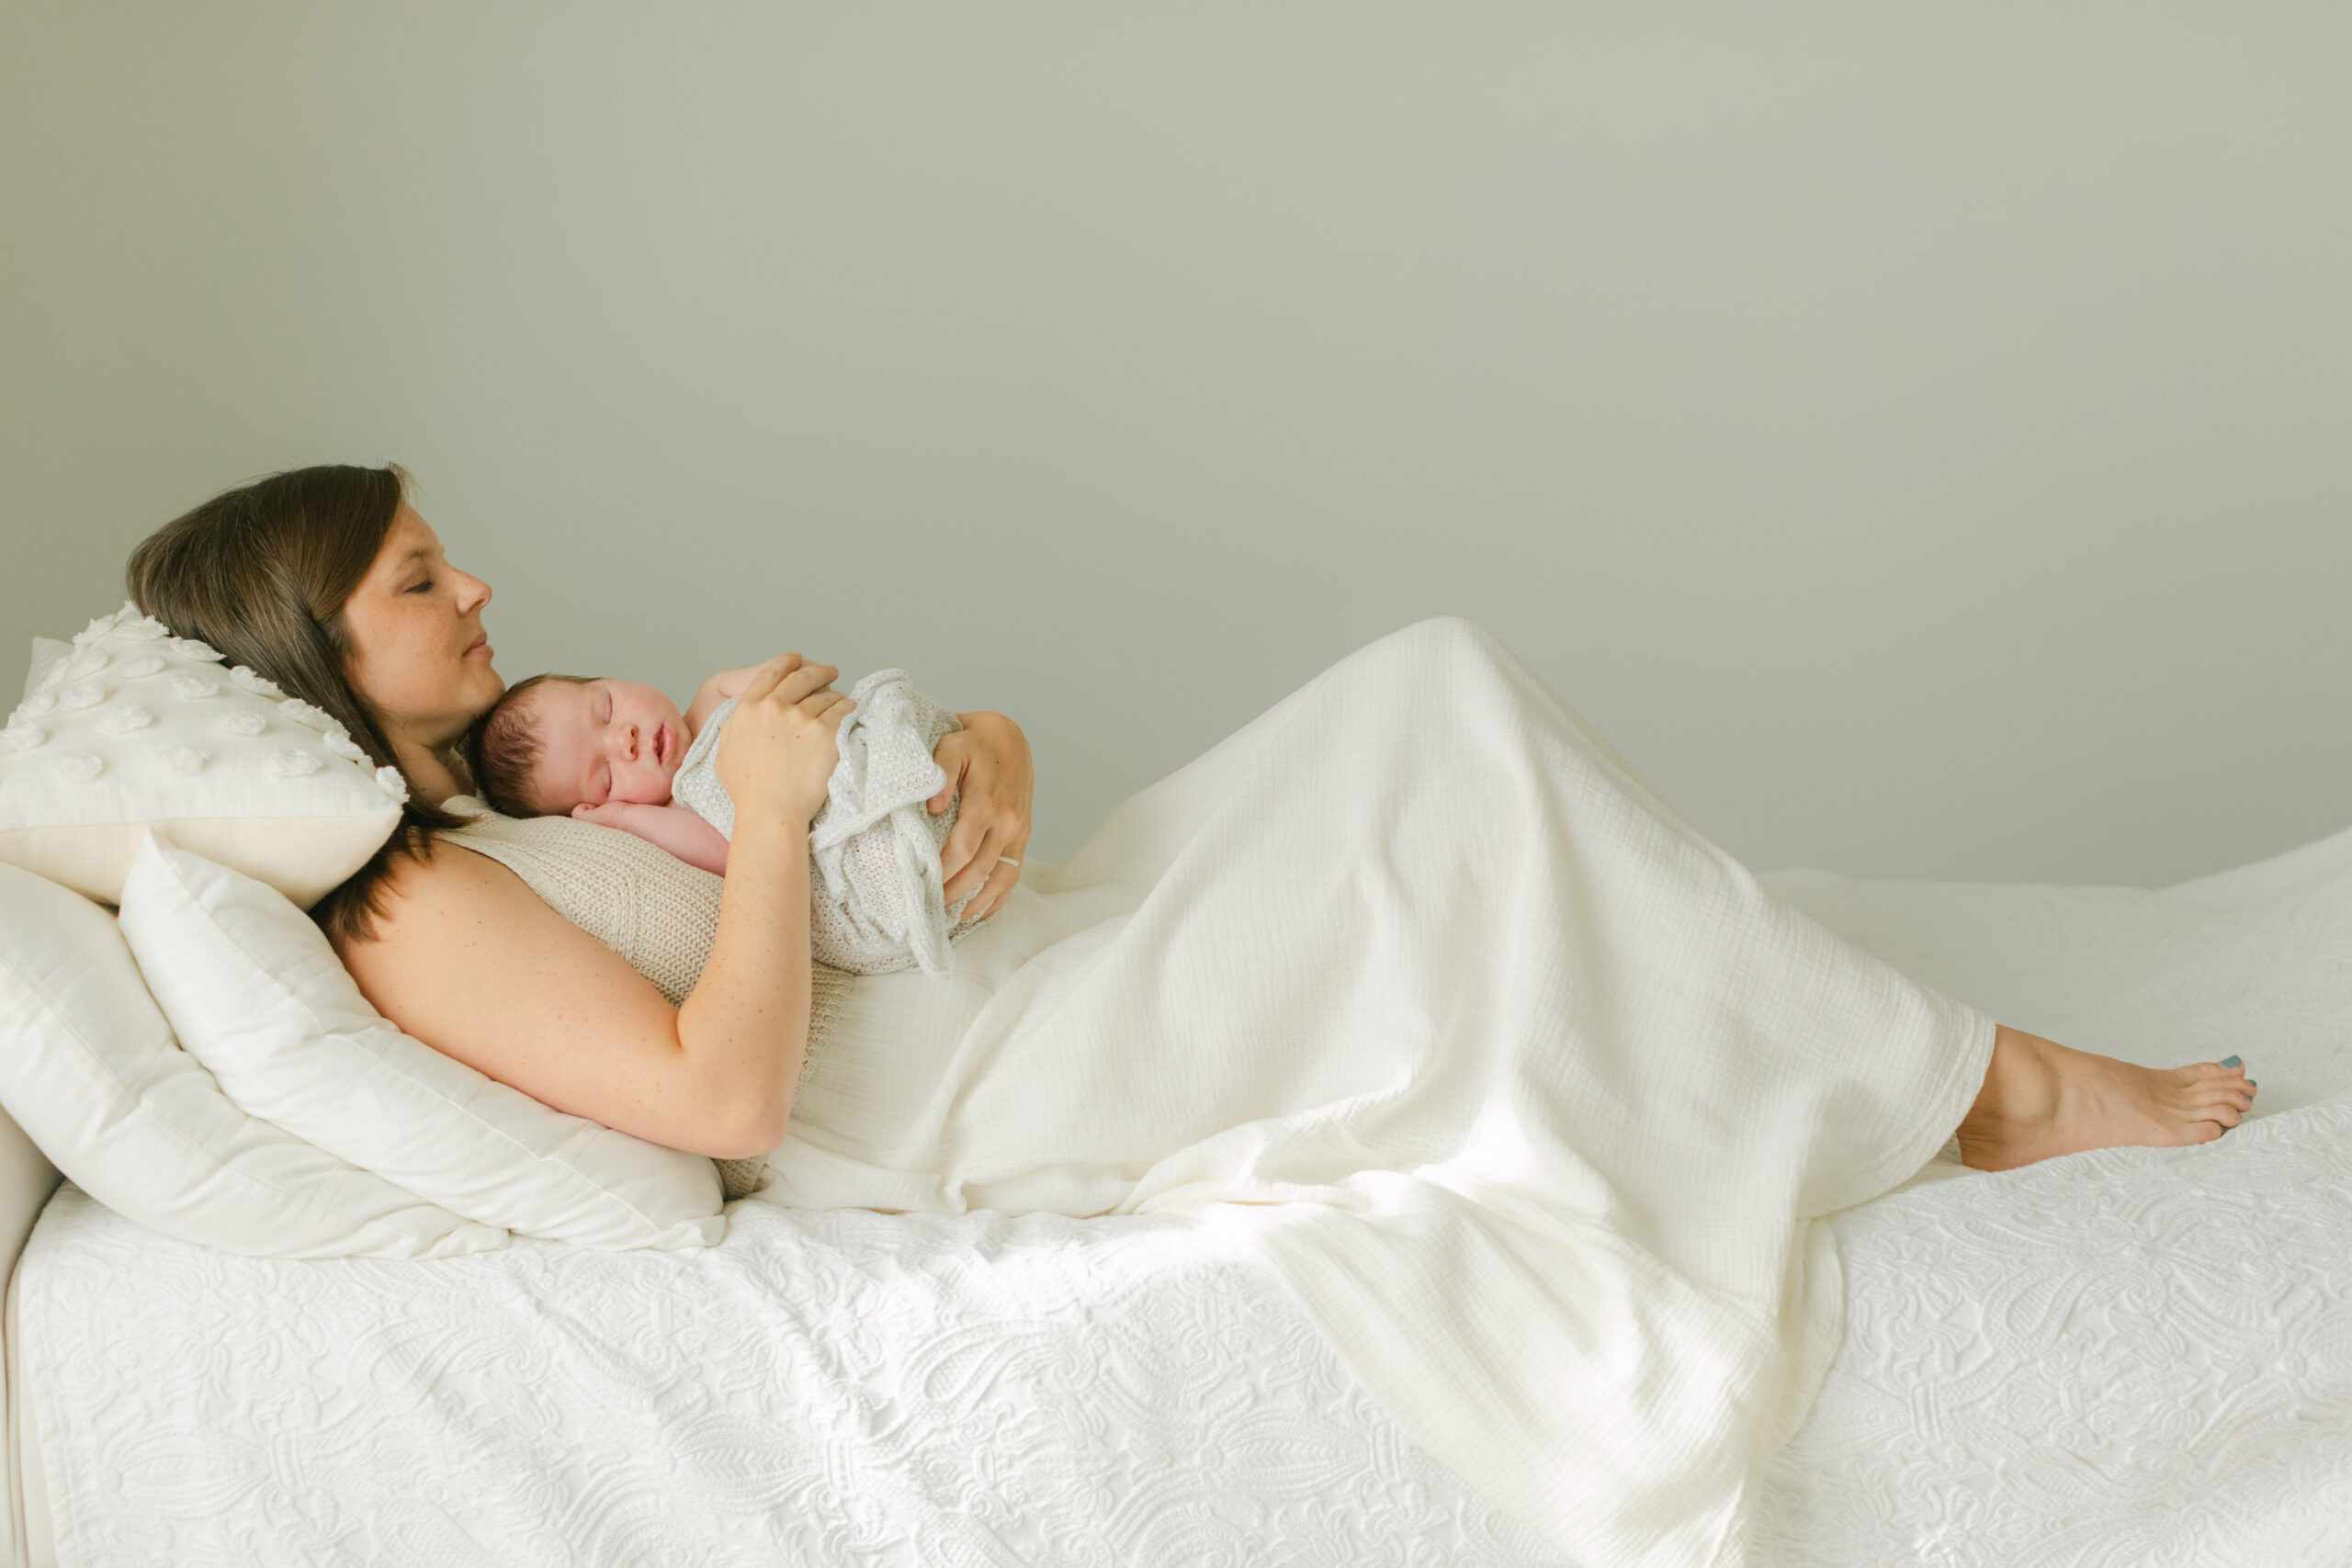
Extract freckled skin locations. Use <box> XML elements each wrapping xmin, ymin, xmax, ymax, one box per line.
<box><xmin>336</xmin><ymin>502</ymin><xmax>503</xmax><ymax>805</ymax></box>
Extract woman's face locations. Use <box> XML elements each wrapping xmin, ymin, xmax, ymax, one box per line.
<box><xmin>340</xmin><ymin>502</ymin><xmax>503</xmax><ymax>749</ymax></box>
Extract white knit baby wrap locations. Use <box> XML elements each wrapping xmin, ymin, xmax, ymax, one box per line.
<box><xmin>669</xmin><ymin>668</ymin><xmax>985</xmax><ymax>976</ymax></box>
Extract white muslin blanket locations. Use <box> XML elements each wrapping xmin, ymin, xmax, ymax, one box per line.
<box><xmin>752</xmin><ymin>616</ymin><xmax>1996</xmax><ymax>1566</ymax></box>
<box><xmin>671</xmin><ymin>668</ymin><xmax>984</xmax><ymax>976</ymax></box>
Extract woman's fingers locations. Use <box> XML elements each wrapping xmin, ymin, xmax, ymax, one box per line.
<box><xmin>734</xmin><ymin>651</ymin><xmax>806</xmax><ymax>705</ymax></box>
<box><xmin>944</xmin><ymin>811</ymin><xmax>1033</xmax><ymax>917</ymax></box>
<box><xmin>737</xmin><ymin>653</ymin><xmax>845</xmax><ymax>708</ymax></box>
<box><xmin>804</xmin><ymin>684</ymin><xmax>854</xmax><ymax>717</ymax></box>
<box><xmin>782</xmin><ymin>663</ymin><xmax>839</xmax><ymax>702</ymax></box>
<box><xmin>929</xmin><ymin>718</ymin><xmax>1032</xmax><ymax>916</ymax></box>
<box><xmin>942</xmin><ymin>818</ymin><xmax>1001</xmax><ymax>907</ymax></box>
<box><xmin>962</xmin><ymin>852</ymin><xmax>1020</xmax><ymax>922</ymax></box>
<box><xmin>711</xmin><ymin>656</ymin><xmax>846</xmax><ymax>826</ymax></box>
<box><xmin>928</xmin><ymin>733</ymin><xmax>969</xmax><ymax>818</ymax></box>
<box><xmin>757</xmin><ymin>660</ymin><xmax>841</xmax><ymax>714</ymax></box>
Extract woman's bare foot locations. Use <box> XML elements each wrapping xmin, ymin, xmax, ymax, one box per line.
<box><xmin>1954</xmin><ymin>1025</ymin><xmax>2258</xmax><ymax>1173</ymax></box>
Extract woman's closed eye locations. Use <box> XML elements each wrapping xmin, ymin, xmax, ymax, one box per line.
<box><xmin>406</xmin><ymin>578</ymin><xmax>432</xmax><ymax>595</ymax></box>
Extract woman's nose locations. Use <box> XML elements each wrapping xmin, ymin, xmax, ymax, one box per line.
<box><xmin>453</xmin><ymin>570</ymin><xmax>492</xmax><ymax>614</ymax></box>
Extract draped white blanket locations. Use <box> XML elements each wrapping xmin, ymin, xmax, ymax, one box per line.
<box><xmin>752</xmin><ymin>616</ymin><xmax>1996</xmax><ymax>1566</ymax></box>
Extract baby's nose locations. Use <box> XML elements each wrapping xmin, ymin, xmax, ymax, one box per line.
<box><xmin>613</xmin><ymin>724</ymin><xmax>640</xmax><ymax>761</ymax></box>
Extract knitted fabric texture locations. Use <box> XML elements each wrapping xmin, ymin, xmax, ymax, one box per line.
<box><xmin>441</xmin><ymin>799</ymin><xmax>850</xmax><ymax>1201</ymax></box>
<box><xmin>669</xmin><ymin>668</ymin><xmax>987</xmax><ymax>977</ymax></box>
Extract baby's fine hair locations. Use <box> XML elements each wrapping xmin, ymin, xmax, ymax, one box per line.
<box><xmin>460</xmin><ymin>672</ymin><xmax>596</xmax><ymax>819</ymax></box>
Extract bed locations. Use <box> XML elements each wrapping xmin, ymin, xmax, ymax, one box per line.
<box><xmin>4</xmin><ymin>821</ymin><xmax>2348</xmax><ymax>1567</ymax></box>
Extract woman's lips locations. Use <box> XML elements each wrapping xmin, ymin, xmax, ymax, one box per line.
<box><xmin>465</xmin><ymin>633</ymin><xmax>491</xmax><ymax>658</ymax></box>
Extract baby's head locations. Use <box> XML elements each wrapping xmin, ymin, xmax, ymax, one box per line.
<box><xmin>463</xmin><ymin>673</ymin><xmax>690</xmax><ymax>818</ymax></box>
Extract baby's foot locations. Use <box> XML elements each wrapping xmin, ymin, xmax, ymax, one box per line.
<box><xmin>1955</xmin><ymin>1026</ymin><xmax>2257</xmax><ymax>1173</ymax></box>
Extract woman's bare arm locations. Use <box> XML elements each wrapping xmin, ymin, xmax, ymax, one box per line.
<box><xmin>335</xmin><ymin>831</ymin><xmax>811</xmax><ymax>1159</ymax></box>
<box><xmin>336</xmin><ymin>652</ymin><xmax>852</xmax><ymax>1161</ymax></box>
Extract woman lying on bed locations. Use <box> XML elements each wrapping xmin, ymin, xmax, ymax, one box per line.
<box><xmin>127</xmin><ymin>462</ymin><xmax>1034</xmax><ymax>1161</ymax></box>
<box><xmin>121</xmin><ymin>460</ymin><xmax>2258</xmax><ymax>1564</ymax></box>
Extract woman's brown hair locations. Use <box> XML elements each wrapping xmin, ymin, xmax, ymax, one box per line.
<box><xmin>125</xmin><ymin>463</ymin><xmax>472</xmax><ymax>944</ymax></box>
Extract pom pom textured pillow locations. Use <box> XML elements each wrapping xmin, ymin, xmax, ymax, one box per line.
<box><xmin>22</xmin><ymin>638</ymin><xmax>69</xmax><ymax>699</ymax></box>
<box><xmin>0</xmin><ymin>859</ymin><xmax>508</xmax><ymax>1259</ymax></box>
<box><xmin>1</xmin><ymin>605</ymin><xmax>409</xmax><ymax>907</ymax></box>
<box><xmin>117</xmin><ymin>833</ymin><xmax>728</xmax><ymax>1250</ymax></box>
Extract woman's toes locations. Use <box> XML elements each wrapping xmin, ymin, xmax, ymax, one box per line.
<box><xmin>2192</xmin><ymin>1092</ymin><xmax>2247</xmax><ymax>1124</ymax></box>
<box><xmin>2188</xmin><ymin>1120</ymin><xmax>2227</xmax><ymax>1145</ymax></box>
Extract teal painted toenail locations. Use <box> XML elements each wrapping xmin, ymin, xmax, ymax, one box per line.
<box><xmin>2221</xmin><ymin>1055</ymin><xmax>2242</xmax><ymax>1069</ymax></box>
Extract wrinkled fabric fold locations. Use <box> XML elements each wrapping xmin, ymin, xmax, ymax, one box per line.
<box><xmin>754</xmin><ymin>616</ymin><xmax>1996</xmax><ymax>1565</ymax></box>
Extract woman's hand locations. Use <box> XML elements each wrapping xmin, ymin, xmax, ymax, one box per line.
<box><xmin>928</xmin><ymin>711</ymin><xmax>1033</xmax><ymax>920</ymax></box>
<box><xmin>715</xmin><ymin>653</ymin><xmax>856</xmax><ymax>829</ymax></box>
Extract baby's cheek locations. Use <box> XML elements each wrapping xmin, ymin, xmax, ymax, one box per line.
<box><xmin>616</xmin><ymin>770</ymin><xmax>669</xmax><ymax>807</ymax></box>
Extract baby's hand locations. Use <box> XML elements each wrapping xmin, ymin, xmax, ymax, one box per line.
<box><xmin>570</xmin><ymin>799</ymin><xmax>733</xmax><ymax>876</ymax></box>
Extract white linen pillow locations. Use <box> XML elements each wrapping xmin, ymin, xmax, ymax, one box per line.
<box><xmin>117</xmin><ymin>832</ymin><xmax>728</xmax><ymax>1250</ymax></box>
<box><xmin>1</xmin><ymin>605</ymin><xmax>409</xmax><ymax>908</ymax></box>
<box><xmin>0</xmin><ymin>858</ymin><xmax>508</xmax><ymax>1259</ymax></box>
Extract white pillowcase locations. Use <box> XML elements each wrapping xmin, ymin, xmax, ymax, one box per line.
<box><xmin>23</xmin><ymin>638</ymin><xmax>69</xmax><ymax>697</ymax></box>
<box><xmin>2</xmin><ymin>606</ymin><xmax>409</xmax><ymax>908</ymax></box>
<box><xmin>117</xmin><ymin>832</ymin><xmax>727</xmax><ymax>1250</ymax></box>
<box><xmin>0</xmin><ymin>858</ymin><xmax>508</xmax><ymax>1259</ymax></box>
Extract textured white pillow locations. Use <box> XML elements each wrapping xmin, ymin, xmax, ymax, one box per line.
<box><xmin>118</xmin><ymin>832</ymin><xmax>728</xmax><ymax>1250</ymax></box>
<box><xmin>1</xmin><ymin>604</ymin><xmax>409</xmax><ymax>908</ymax></box>
<box><xmin>22</xmin><ymin>638</ymin><xmax>69</xmax><ymax>699</ymax></box>
<box><xmin>0</xmin><ymin>858</ymin><xmax>508</xmax><ymax>1259</ymax></box>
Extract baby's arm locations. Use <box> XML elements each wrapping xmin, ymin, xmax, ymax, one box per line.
<box><xmin>571</xmin><ymin>801</ymin><xmax>734</xmax><ymax>877</ymax></box>
<box><xmin>684</xmin><ymin>665</ymin><xmax>770</xmax><ymax>738</ymax></box>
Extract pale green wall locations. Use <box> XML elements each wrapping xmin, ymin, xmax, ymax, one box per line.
<box><xmin>5</xmin><ymin>4</ymin><xmax>2346</xmax><ymax>882</ymax></box>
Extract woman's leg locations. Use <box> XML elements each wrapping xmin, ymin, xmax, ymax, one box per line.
<box><xmin>1954</xmin><ymin>1024</ymin><xmax>2257</xmax><ymax>1171</ymax></box>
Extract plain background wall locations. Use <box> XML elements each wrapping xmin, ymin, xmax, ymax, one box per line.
<box><xmin>3</xmin><ymin>4</ymin><xmax>2346</xmax><ymax>884</ymax></box>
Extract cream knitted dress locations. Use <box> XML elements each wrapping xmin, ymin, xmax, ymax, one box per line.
<box><xmin>440</xmin><ymin>796</ymin><xmax>852</xmax><ymax>1201</ymax></box>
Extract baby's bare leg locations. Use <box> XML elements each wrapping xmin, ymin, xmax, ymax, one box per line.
<box><xmin>1954</xmin><ymin>1024</ymin><xmax>2257</xmax><ymax>1172</ymax></box>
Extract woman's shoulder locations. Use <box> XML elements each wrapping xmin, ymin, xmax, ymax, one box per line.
<box><xmin>328</xmin><ymin>823</ymin><xmax>594</xmax><ymax>1003</ymax></box>
<box><xmin>349</xmin><ymin>822</ymin><xmax>552</xmax><ymax>940</ymax></box>
<box><xmin>424</xmin><ymin>796</ymin><xmax>727</xmax><ymax>1007</ymax></box>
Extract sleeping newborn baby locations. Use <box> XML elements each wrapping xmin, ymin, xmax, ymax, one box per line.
<box><xmin>462</xmin><ymin>665</ymin><xmax>989</xmax><ymax>976</ymax></box>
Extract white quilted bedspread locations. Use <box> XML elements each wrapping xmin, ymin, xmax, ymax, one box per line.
<box><xmin>23</xmin><ymin>823</ymin><xmax>2352</xmax><ymax>1566</ymax></box>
